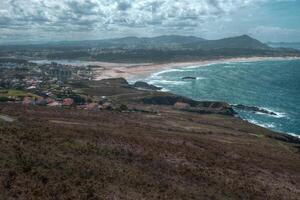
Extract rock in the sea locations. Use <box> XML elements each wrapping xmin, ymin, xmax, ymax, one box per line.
<box><xmin>133</xmin><ymin>81</ymin><xmax>161</xmax><ymax>90</ymax></box>
<box><xmin>182</xmin><ymin>76</ymin><xmax>196</xmax><ymax>80</ymax></box>
<box><xmin>233</xmin><ymin>104</ymin><xmax>277</xmax><ymax>116</ymax></box>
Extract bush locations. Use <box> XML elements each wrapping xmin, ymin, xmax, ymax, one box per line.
<box><xmin>118</xmin><ymin>104</ymin><xmax>128</xmax><ymax>111</ymax></box>
<box><xmin>0</xmin><ymin>96</ymin><xmax>10</xmax><ymax>102</ymax></box>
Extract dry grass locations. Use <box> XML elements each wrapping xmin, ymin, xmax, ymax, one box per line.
<box><xmin>0</xmin><ymin>103</ymin><xmax>299</xmax><ymax>200</ymax></box>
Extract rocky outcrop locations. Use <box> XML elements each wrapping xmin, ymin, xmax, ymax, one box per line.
<box><xmin>142</xmin><ymin>94</ymin><xmax>236</xmax><ymax>116</ymax></box>
<box><xmin>100</xmin><ymin>78</ymin><xmax>129</xmax><ymax>85</ymax></box>
<box><xmin>133</xmin><ymin>81</ymin><xmax>161</xmax><ymax>90</ymax></box>
<box><xmin>142</xmin><ymin>95</ymin><xmax>198</xmax><ymax>106</ymax></box>
<box><xmin>233</xmin><ymin>104</ymin><xmax>277</xmax><ymax>116</ymax></box>
<box><xmin>182</xmin><ymin>76</ymin><xmax>196</xmax><ymax>80</ymax></box>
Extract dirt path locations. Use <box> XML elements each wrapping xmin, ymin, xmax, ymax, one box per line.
<box><xmin>0</xmin><ymin>114</ymin><xmax>15</xmax><ymax>122</ymax></box>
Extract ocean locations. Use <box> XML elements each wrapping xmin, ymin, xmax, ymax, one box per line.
<box><xmin>146</xmin><ymin>59</ymin><xmax>300</xmax><ymax>137</ymax></box>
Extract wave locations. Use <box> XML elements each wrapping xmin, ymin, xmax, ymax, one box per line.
<box><xmin>286</xmin><ymin>132</ymin><xmax>300</xmax><ymax>139</ymax></box>
<box><xmin>149</xmin><ymin>59</ymin><xmax>261</xmax><ymax>78</ymax></box>
<box><xmin>148</xmin><ymin>80</ymin><xmax>188</xmax><ymax>86</ymax></box>
<box><xmin>233</xmin><ymin>104</ymin><xmax>288</xmax><ymax>119</ymax></box>
<box><xmin>260</xmin><ymin>107</ymin><xmax>287</xmax><ymax>118</ymax></box>
<box><xmin>150</xmin><ymin>68</ymin><xmax>198</xmax><ymax>79</ymax></box>
<box><xmin>247</xmin><ymin>119</ymin><xmax>276</xmax><ymax>129</ymax></box>
<box><xmin>161</xmin><ymin>88</ymin><xmax>170</xmax><ymax>92</ymax></box>
<box><xmin>247</xmin><ymin>119</ymin><xmax>300</xmax><ymax>138</ymax></box>
<box><xmin>186</xmin><ymin>63</ymin><xmax>218</xmax><ymax>69</ymax></box>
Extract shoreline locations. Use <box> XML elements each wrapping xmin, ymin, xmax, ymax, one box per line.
<box><xmin>93</xmin><ymin>56</ymin><xmax>300</xmax><ymax>138</ymax></box>
<box><xmin>93</xmin><ymin>56</ymin><xmax>300</xmax><ymax>81</ymax></box>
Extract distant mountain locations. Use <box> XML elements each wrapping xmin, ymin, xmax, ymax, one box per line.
<box><xmin>196</xmin><ymin>35</ymin><xmax>270</xmax><ymax>50</ymax></box>
<box><xmin>50</xmin><ymin>35</ymin><xmax>268</xmax><ymax>50</ymax></box>
<box><xmin>267</xmin><ymin>42</ymin><xmax>300</xmax><ymax>45</ymax></box>
<box><xmin>48</xmin><ymin>35</ymin><xmax>206</xmax><ymax>50</ymax></box>
<box><xmin>267</xmin><ymin>42</ymin><xmax>300</xmax><ymax>50</ymax></box>
<box><xmin>1</xmin><ymin>35</ymin><xmax>300</xmax><ymax>62</ymax></box>
<box><xmin>0</xmin><ymin>34</ymin><xmax>270</xmax><ymax>50</ymax></box>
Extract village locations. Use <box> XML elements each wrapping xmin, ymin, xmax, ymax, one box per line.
<box><xmin>0</xmin><ymin>60</ymin><xmax>119</xmax><ymax>111</ymax></box>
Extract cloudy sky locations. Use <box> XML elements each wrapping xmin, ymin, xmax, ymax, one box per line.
<box><xmin>0</xmin><ymin>0</ymin><xmax>299</xmax><ymax>44</ymax></box>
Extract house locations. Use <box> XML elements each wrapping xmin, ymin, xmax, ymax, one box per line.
<box><xmin>76</xmin><ymin>105</ymin><xmax>86</xmax><ymax>110</ymax></box>
<box><xmin>26</xmin><ymin>86</ymin><xmax>36</xmax><ymax>90</ymax></box>
<box><xmin>174</xmin><ymin>102</ymin><xmax>191</xmax><ymax>110</ymax></box>
<box><xmin>22</xmin><ymin>97</ymin><xmax>34</xmax><ymax>105</ymax></box>
<box><xmin>86</xmin><ymin>103</ymin><xmax>99</xmax><ymax>111</ymax></box>
<box><xmin>102</xmin><ymin>102</ymin><xmax>113</xmax><ymax>110</ymax></box>
<box><xmin>36</xmin><ymin>97</ymin><xmax>48</xmax><ymax>106</ymax></box>
<box><xmin>47</xmin><ymin>101</ymin><xmax>62</xmax><ymax>107</ymax></box>
<box><xmin>63</xmin><ymin>98</ymin><xmax>74</xmax><ymax>107</ymax></box>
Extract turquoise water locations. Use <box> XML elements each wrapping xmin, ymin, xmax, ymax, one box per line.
<box><xmin>146</xmin><ymin>59</ymin><xmax>300</xmax><ymax>137</ymax></box>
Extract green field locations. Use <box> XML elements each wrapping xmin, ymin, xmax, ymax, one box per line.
<box><xmin>0</xmin><ymin>89</ymin><xmax>38</xmax><ymax>98</ymax></box>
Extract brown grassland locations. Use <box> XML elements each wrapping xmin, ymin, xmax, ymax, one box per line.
<box><xmin>0</xmin><ymin>79</ymin><xmax>299</xmax><ymax>200</ymax></box>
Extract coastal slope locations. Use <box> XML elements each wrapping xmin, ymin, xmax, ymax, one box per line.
<box><xmin>0</xmin><ymin>79</ymin><xmax>299</xmax><ymax>200</ymax></box>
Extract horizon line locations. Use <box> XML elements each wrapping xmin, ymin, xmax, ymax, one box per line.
<box><xmin>0</xmin><ymin>34</ymin><xmax>299</xmax><ymax>46</ymax></box>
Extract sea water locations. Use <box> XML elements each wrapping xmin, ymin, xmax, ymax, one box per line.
<box><xmin>146</xmin><ymin>59</ymin><xmax>300</xmax><ymax>137</ymax></box>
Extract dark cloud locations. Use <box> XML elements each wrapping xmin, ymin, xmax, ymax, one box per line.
<box><xmin>117</xmin><ymin>1</ymin><xmax>132</xmax><ymax>11</ymax></box>
<box><xmin>66</xmin><ymin>0</ymin><xmax>99</xmax><ymax>16</ymax></box>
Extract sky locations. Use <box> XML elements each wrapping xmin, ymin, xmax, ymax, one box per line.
<box><xmin>0</xmin><ymin>0</ymin><xmax>299</xmax><ymax>44</ymax></box>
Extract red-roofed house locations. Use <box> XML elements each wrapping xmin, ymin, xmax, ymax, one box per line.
<box><xmin>174</xmin><ymin>102</ymin><xmax>190</xmax><ymax>109</ymax></box>
<box><xmin>22</xmin><ymin>97</ymin><xmax>34</xmax><ymax>105</ymax></box>
<box><xmin>63</xmin><ymin>98</ymin><xmax>74</xmax><ymax>107</ymax></box>
<box><xmin>86</xmin><ymin>103</ymin><xmax>99</xmax><ymax>111</ymax></box>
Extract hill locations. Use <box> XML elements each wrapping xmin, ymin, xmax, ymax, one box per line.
<box><xmin>0</xmin><ymin>35</ymin><xmax>267</xmax><ymax>50</ymax></box>
<box><xmin>1</xmin><ymin>35</ymin><xmax>300</xmax><ymax>62</ymax></box>
<box><xmin>196</xmin><ymin>35</ymin><xmax>270</xmax><ymax>50</ymax></box>
<box><xmin>0</xmin><ymin>78</ymin><xmax>299</xmax><ymax>199</ymax></box>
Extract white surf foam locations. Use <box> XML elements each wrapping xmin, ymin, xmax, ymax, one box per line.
<box><xmin>260</xmin><ymin>107</ymin><xmax>288</xmax><ymax>118</ymax></box>
<box><xmin>148</xmin><ymin>80</ymin><xmax>187</xmax><ymax>86</ymax></box>
<box><xmin>151</xmin><ymin>68</ymin><xmax>184</xmax><ymax>76</ymax></box>
<box><xmin>160</xmin><ymin>88</ymin><xmax>170</xmax><ymax>92</ymax></box>
<box><xmin>234</xmin><ymin>104</ymin><xmax>288</xmax><ymax>119</ymax></box>
<box><xmin>246</xmin><ymin>119</ymin><xmax>300</xmax><ymax>138</ymax></box>
<box><xmin>186</xmin><ymin>63</ymin><xmax>218</xmax><ymax>69</ymax></box>
<box><xmin>247</xmin><ymin>119</ymin><xmax>276</xmax><ymax>129</ymax></box>
<box><xmin>286</xmin><ymin>132</ymin><xmax>300</xmax><ymax>139</ymax></box>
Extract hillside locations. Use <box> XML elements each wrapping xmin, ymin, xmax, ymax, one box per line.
<box><xmin>0</xmin><ymin>78</ymin><xmax>300</xmax><ymax>199</ymax></box>
<box><xmin>195</xmin><ymin>35</ymin><xmax>270</xmax><ymax>50</ymax></box>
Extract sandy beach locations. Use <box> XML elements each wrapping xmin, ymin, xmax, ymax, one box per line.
<box><xmin>93</xmin><ymin>56</ymin><xmax>300</xmax><ymax>81</ymax></box>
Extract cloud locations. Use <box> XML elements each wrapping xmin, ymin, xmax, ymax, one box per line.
<box><xmin>0</xmin><ymin>1</ymin><xmax>259</xmax><ymax>27</ymax></box>
<box><xmin>0</xmin><ymin>0</ymin><xmax>296</xmax><ymax>43</ymax></box>
<box><xmin>249</xmin><ymin>26</ymin><xmax>300</xmax><ymax>42</ymax></box>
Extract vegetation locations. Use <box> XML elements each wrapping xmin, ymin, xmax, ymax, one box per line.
<box><xmin>0</xmin><ymin>101</ymin><xmax>299</xmax><ymax>199</ymax></box>
<box><xmin>0</xmin><ymin>89</ymin><xmax>38</xmax><ymax>99</ymax></box>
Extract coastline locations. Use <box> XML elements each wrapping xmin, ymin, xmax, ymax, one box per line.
<box><xmin>92</xmin><ymin>56</ymin><xmax>300</xmax><ymax>138</ymax></box>
<box><xmin>93</xmin><ymin>56</ymin><xmax>300</xmax><ymax>81</ymax></box>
